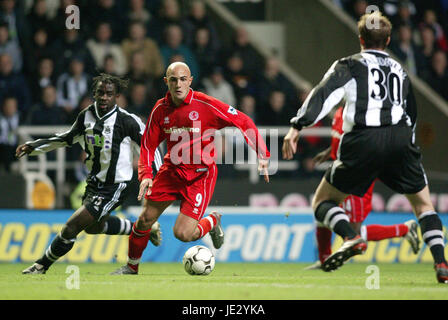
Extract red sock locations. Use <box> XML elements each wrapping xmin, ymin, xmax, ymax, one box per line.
<box><xmin>127</xmin><ymin>223</ymin><xmax>151</xmax><ymax>272</ymax></box>
<box><xmin>365</xmin><ymin>224</ymin><xmax>409</xmax><ymax>241</ymax></box>
<box><xmin>197</xmin><ymin>214</ymin><xmax>217</xmax><ymax>239</ymax></box>
<box><xmin>316</xmin><ymin>226</ymin><xmax>332</xmax><ymax>263</ymax></box>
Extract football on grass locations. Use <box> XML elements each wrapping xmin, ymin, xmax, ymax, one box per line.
<box><xmin>183</xmin><ymin>245</ymin><xmax>215</xmax><ymax>275</ymax></box>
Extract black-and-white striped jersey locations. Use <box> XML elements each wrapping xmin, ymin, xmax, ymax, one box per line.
<box><xmin>27</xmin><ymin>103</ymin><xmax>163</xmax><ymax>184</ymax></box>
<box><xmin>290</xmin><ymin>49</ymin><xmax>417</xmax><ymax>134</ymax></box>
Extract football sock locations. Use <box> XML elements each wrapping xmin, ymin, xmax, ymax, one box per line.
<box><xmin>315</xmin><ymin>200</ymin><xmax>358</xmax><ymax>240</ymax></box>
<box><xmin>362</xmin><ymin>224</ymin><xmax>409</xmax><ymax>241</ymax></box>
<box><xmin>102</xmin><ymin>216</ymin><xmax>133</xmax><ymax>235</ymax></box>
<box><xmin>127</xmin><ymin>223</ymin><xmax>151</xmax><ymax>272</ymax></box>
<box><xmin>36</xmin><ymin>234</ymin><xmax>75</xmax><ymax>269</ymax></box>
<box><xmin>197</xmin><ymin>214</ymin><xmax>218</xmax><ymax>239</ymax></box>
<box><xmin>316</xmin><ymin>226</ymin><xmax>332</xmax><ymax>263</ymax></box>
<box><xmin>418</xmin><ymin>211</ymin><xmax>446</xmax><ymax>264</ymax></box>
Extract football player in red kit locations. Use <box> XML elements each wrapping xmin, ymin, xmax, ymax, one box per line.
<box><xmin>112</xmin><ymin>62</ymin><xmax>270</xmax><ymax>274</ymax></box>
<box><xmin>307</xmin><ymin>106</ymin><xmax>421</xmax><ymax>269</ymax></box>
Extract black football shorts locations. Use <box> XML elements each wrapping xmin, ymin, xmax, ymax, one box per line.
<box><xmin>82</xmin><ymin>177</ymin><xmax>130</xmax><ymax>221</ymax></box>
<box><xmin>325</xmin><ymin>123</ymin><xmax>427</xmax><ymax>197</ymax></box>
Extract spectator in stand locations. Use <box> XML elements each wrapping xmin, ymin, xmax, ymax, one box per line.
<box><xmin>422</xmin><ymin>50</ymin><xmax>448</xmax><ymax>100</ymax></box>
<box><xmin>0</xmin><ymin>53</ymin><xmax>31</xmax><ymax>117</ymax></box>
<box><xmin>201</xmin><ymin>66</ymin><xmax>236</xmax><ymax>107</ymax></box>
<box><xmin>24</xmin><ymin>28</ymin><xmax>54</xmax><ymax>76</ymax></box>
<box><xmin>56</xmin><ymin>56</ymin><xmax>91</xmax><ymax>116</ymax></box>
<box><xmin>127</xmin><ymin>81</ymin><xmax>149</xmax><ymax>119</ymax></box>
<box><xmin>125</xmin><ymin>50</ymin><xmax>153</xmax><ymax>85</ymax></box>
<box><xmin>390</xmin><ymin>23</ymin><xmax>426</xmax><ymax>75</ymax></box>
<box><xmin>0</xmin><ymin>0</ymin><xmax>30</xmax><ymax>49</ymax></box>
<box><xmin>85</xmin><ymin>0</ymin><xmax>126</xmax><ymax>42</ymax></box>
<box><xmin>0</xmin><ymin>95</ymin><xmax>19</xmax><ymax>172</ymax></box>
<box><xmin>223</xmin><ymin>52</ymin><xmax>254</xmax><ymax>101</ymax></box>
<box><xmin>420</xmin><ymin>9</ymin><xmax>448</xmax><ymax>52</ymax></box>
<box><xmin>26</xmin><ymin>0</ymin><xmax>55</xmax><ymax>41</ymax></box>
<box><xmin>0</xmin><ymin>20</ymin><xmax>21</xmax><ymax>72</ymax></box>
<box><xmin>160</xmin><ymin>24</ymin><xmax>199</xmax><ymax>82</ymax></box>
<box><xmin>86</xmin><ymin>21</ymin><xmax>127</xmax><ymax>76</ymax></box>
<box><xmin>99</xmin><ymin>53</ymin><xmax>119</xmax><ymax>76</ymax></box>
<box><xmin>238</xmin><ymin>94</ymin><xmax>257</xmax><ymax>122</ymax></box>
<box><xmin>419</xmin><ymin>25</ymin><xmax>437</xmax><ymax>67</ymax></box>
<box><xmin>255</xmin><ymin>56</ymin><xmax>296</xmax><ymax>109</ymax></box>
<box><xmin>29</xmin><ymin>57</ymin><xmax>56</xmax><ymax>103</ymax></box>
<box><xmin>127</xmin><ymin>0</ymin><xmax>152</xmax><ymax>25</ymax></box>
<box><xmin>192</xmin><ymin>27</ymin><xmax>218</xmax><ymax>79</ymax></box>
<box><xmin>182</xmin><ymin>0</ymin><xmax>220</xmax><ymax>52</ymax></box>
<box><xmin>147</xmin><ymin>0</ymin><xmax>183</xmax><ymax>44</ymax></box>
<box><xmin>221</xmin><ymin>26</ymin><xmax>262</xmax><ymax>77</ymax></box>
<box><xmin>389</xmin><ymin>1</ymin><xmax>417</xmax><ymax>30</ymax></box>
<box><xmin>50</xmin><ymin>28</ymin><xmax>96</xmax><ymax>76</ymax></box>
<box><xmin>26</xmin><ymin>85</ymin><xmax>67</xmax><ymax>126</ymax></box>
<box><xmin>347</xmin><ymin>0</ymin><xmax>368</xmax><ymax>21</ymax></box>
<box><xmin>121</xmin><ymin>20</ymin><xmax>164</xmax><ymax>79</ymax></box>
<box><xmin>257</xmin><ymin>90</ymin><xmax>292</xmax><ymax>126</ymax></box>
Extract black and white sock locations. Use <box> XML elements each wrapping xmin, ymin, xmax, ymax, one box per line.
<box><xmin>102</xmin><ymin>216</ymin><xmax>133</xmax><ymax>235</ymax></box>
<box><xmin>315</xmin><ymin>200</ymin><xmax>358</xmax><ymax>239</ymax></box>
<box><xmin>418</xmin><ymin>211</ymin><xmax>446</xmax><ymax>264</ymax></box>
<box><xmin>36</xmin><ymin>234</ymin><xmax>75</xmax><ymax>269</ymax></box>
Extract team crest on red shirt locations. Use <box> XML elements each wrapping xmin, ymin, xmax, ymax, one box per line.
<box><xmin>189</xmin><ymin>111</ymin><xmax>199</xmax><ymax>121</ymax></box>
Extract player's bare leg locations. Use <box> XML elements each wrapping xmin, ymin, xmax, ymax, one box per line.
<box><xmin>111</xmin><ymin>199</ymin><xmax>172</xmax><ymax>275</ymax></box>
<box><xmin>22</xmin><ymin>206</ymin><xmax>95</xmax><ymax>274</ymax></box>
<box><xmin>406</xmin><ymin>186</ymin><xmax>448</xmax><ymax>283</ymax></box>
<box><xmin>312</xmin><ymin>178</ymin><xmax>367</xmax><ymax>272</ymax></box>
<box><xmin>173</xmin><ymin>211</ymin><xmax>224</xmax><ymax>249</ymax></box>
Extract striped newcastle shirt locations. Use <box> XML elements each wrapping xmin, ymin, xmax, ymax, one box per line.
<box><xmin>26</xmin><ymin>102</ymin><xmax>162</xmax><ymax>184</ymax></box>
<box><xmin>290</xmin><ymin>49</ymin><xmax>417</xmax><ymax>134</ymax></box>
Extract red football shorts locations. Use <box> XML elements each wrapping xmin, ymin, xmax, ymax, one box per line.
<box><xmin>342</xmin><ymin>182</ymin><xmax>374</xmax><ymax>223</ymax></box>
<box><xmin>147</xmin><ymin>163</ymin><xmax>218</xmax><ymax>221</ymax></box>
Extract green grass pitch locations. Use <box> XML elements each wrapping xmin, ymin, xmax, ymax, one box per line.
<box><xmin>1</xmin><ymin>262</ymin><xmax>447</xmax><ymax>300</ymax></box>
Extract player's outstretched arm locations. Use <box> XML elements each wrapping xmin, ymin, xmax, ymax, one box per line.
<box><xmin>282</xmin><ymin>127</ymin><xmax>300</xmax><ymax>160</ymax></box>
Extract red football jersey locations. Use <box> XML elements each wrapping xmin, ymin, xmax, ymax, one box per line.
<box><xmin>330</xmin><ymin>106</ymin><xmax>344</xmax><ymax>160</ymax></box>
<box><xmin>139</xmin><ymin>89</ymin><xmax>270</xmax><ymax>181</ymax></box>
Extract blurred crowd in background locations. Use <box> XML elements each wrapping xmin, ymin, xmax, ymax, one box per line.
<box><xmin>0</xmin><ymin>0</ymin><xmax>447</xmax><ymax>183</ymax></box>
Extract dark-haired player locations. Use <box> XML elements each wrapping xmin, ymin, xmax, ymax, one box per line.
<box><xmin>283</xmin><ymin>12</ymin><xmax>448</xmax><ymax>282</ymax></box>
<box><xmin>18</xmin><ymin>73</ymin><xmax>163</xmax><ymax>274</ymax></box>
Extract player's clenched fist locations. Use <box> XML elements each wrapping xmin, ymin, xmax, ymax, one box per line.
<box><xmin>15</xmin><ymin>144</ymin><xmax>34</xmax><ymax>158</ymax></box>
<box><xmin>138</xmin><ymin>178</ymin><xmax>153</xmax><ymax>201</ymax></box>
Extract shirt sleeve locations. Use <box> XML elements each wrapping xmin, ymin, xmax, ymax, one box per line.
<box><xmin>27</xmin><ymin>109</ymin><xmax>85</xmax><ymax>155</ymax></box>
<box><xmin>290</xmin><ymin>58</ymin><xmax>353</xmax><ymax>130</ymax></box>
<box><xmin>208</xmin><ymin>96</ymin><xmax>270</xmax><ymax>160</ymax></box>
<box><xmin>404</xmin><ymin>77</ymin><xmax>417</xmax><ymax>129</ymax></box>
<box><xmin>138</xmin><ymin>104</ymin><xmax>165</xmax><ymax>181</ymax></box>
<box><xmin>126</xmin><ymin>113</ymin><xmax>146</xmax><ymax>145</ymax></box>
